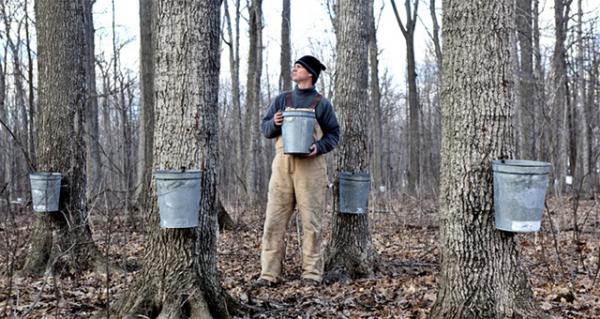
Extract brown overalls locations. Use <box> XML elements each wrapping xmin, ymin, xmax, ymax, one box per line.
<box><xmin>260</xmin><ymin>93</ymin><xmax>328</xmax><ymax>283</ymax></box>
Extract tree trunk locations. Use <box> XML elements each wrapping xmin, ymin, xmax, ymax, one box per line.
<box><xmin>430</xmin><ymin>0</ymin><xmax>543</xmax><ymax>317</ymax></box>
<box><xmin>532</xmin><ymin>0</ymin><xmax>546</xmax><ymax>161</ymax></box>
<box><xmin>517</xmin><ymin>0</ymin><xmax>535</xmax><ymax>160</ymax></box>
<box><xmin>324</xmin><ymin>0</ymin><xmax>379</xmax><ymax>282</ymax></box>
<box><xmin>391</xmin><ymin>0</ymin><xmax>420</xmax><ymax>194</ymax></box>
<box><xmin>223</xmin><ymin>0</ymin><xmax>244</xmax><ymax>199</ymax></box>
<box><xmin>22</xmin><ymin>0</ymin><xmax>102</xmax><ymax>275</ymax></box>
<box><xmin>243</xmin><ymin>0</ymin><xmax>262</xmax><ymax>207</ymax></box>
<box><xmin>586</xmin><ymin>38</ymin><xmax>599</xmax><ymax>192</ymax></box>
<box><xmin>24</xmin><ymin>0</ymin><xmax>36</xmax><ymax>169</ymax></box>
<box><xmin>3</xmin><ymin>1</ymin><xmax>28</xmax><ymax>199</ymax></box>
<box><xmin>0</xmin><ymin>47</ymin><xmax>7</xmax><ymax>194</ymax></box>
<box><xmin>551</xmin><ymin>0</ymin><xmax>570</xmax><ymax>193</ymax></box>
<box><xmin>135</xmin><ymin>0</ymin><xmax>155</xmax><ymax>212</ymax></box>
<box><xmin>368</xmin><ymin>1</ymin><xmax>384</xmax><ymax>197</ymax></box>
<box><xmin>83</xmin><ymin>0</ymin><xmax>102</xmax><ymax>200</ymax></box>
<box><xmin>117</xmin><ymin>1</ymin><xmax>236</xmax><ymax>317</ymax></box>
<box><xmin>430</xmin><ymin>0</ymin><xmax>442</xmax><ymax>74</ymax></box>
<box><xmin>575</xmin><ymin>0</ymin><xmax>589</xmax><ymax>190</ymax></box>
<box><xmin>279</xmin><ymin>0</ymin><xmax>291</xmax><ymax>92</ymax></box>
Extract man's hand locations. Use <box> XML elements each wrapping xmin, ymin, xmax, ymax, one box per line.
<box><xmin>274</xmin><ymin>111</ymin><xmax>284</xmax><ymax>127</ymax></box>
<box><xmin>305</xmin><ymin>144</ymin><xmax>318</xmax><ymax>158</ymax></box>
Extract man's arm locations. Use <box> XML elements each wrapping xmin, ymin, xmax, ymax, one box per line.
<box><xmin>260</xmin><ymin>95</ymin><xmax>284</xmax><ymax>138</ymax></box>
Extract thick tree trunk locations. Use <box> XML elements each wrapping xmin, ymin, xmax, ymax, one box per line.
<box><xmin>22</xmin><ymin>0</ymin><xmax>102</xmax><ymax>275</ymax></box>
<box><xmin>135</xmin><ymin>0</ymin><xmax>155</xmax><ymax>212</ymax></box>
<box><xmin>279</xmin><ymin>0</ymin><xmax>291</xmax><ymax>92</ymax></box>
<box><xmin>430</xmin><ymin>1</ymin><xmax>543</xmax><ymax>317</ymax></box>
<box><xmin>324</xmin><ymin>0</ymin><xmax>379</xmax><ymax>282</ymax></box>
<box><xmin>117</xmin><ymin>1</ymin><xmax>235</xmax><ymax>317</ymax></box>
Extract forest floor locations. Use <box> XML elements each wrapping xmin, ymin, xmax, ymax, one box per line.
<box><xmin>0</xmin><ymin>195</ymin><xmax>599</xmax><ymax>318</ymax></box>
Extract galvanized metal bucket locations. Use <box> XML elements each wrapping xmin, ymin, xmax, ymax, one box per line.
<box><xmin>282</xmin><ymin>109</ymin><xmax>316</xmax><ymax>155</ymax></box>
<box><xmin>339</xmin><ymin>171</ymin><xmax>371</xmax><ymax>214</ymax></box>
<box><xmin>492</xmin><ymin>160</ymin><xmax>551</xmax><ymax>232</ymax></box>
<box><xmin>155</xmin><ymin>170</ymin><xmax>202</xmax><ymax>228</ymax></box>
<box><xmin>29</xmin><ymin>173</ymin><xmax>62</xmax><ymax>212</ymax></box>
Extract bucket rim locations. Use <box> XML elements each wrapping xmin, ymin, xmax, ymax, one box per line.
<box><xmin>491</xmin><ymin>159</ymin><xmax>551</xmax><ymax>168</ymax></box>
<box><xmin>339</xmin><ymin>171</ymin><xmax>371</xmax><ymax>181</ymax></box>
<box><xmin>282</xmin><ymin>111</ymin><xmax>316</xmax><ymax>117</ymax></box>
<box><xmin>154</xmin><ymin>169</ymin><xmax>202</xmax><ymax>180</ymax></box>
<box><xmin>29</xmin><ymin>172</ymin><xmax>61</xmax><ymax>179</ymax></box>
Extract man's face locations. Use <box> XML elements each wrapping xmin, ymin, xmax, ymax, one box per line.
<box><xmin>291</xmin><ymin>63</ymin><xmax>312</xmax><ymax>83</ymax></box>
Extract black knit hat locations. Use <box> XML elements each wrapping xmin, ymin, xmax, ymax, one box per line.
<box><xmin>295</xmin><ymin>55</ymin><xmax>327</xmax><ymax>84</ymax></box>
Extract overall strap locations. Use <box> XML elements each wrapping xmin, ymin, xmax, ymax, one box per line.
<box><xmin>284</xmin><ymin>91</ymin><xmax>293</xmax><ymax>108</ymax></box>
<box><xmin>309</xmin><ymin>93</ymin><xmax>322</xmax><ymax>109</ymax></box>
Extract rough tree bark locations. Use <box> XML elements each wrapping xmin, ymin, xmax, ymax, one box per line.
<box><xmin>430</xmin><ymin>0</ymin><xmax>543</xmax><ymax>317</ymax></box>
<box><xmin>391</xmin><ymin>0</ymin><xmax>420</xmax><ymax>194</ymax></box>
<box><xmin>117</xmin><ymin>0</ymin><xmax>236</xmax><ymax>317</ymax></box>
<box><xmin>279</xmin><ymin>0</ymin><xmax>291</xmax><ymax>92</ymax></box>
<box><xmin>324</xmin><ymin>0</ymin><xmax>379</xmax><ymax>281</ymax></box>
<box><xmin>22</xmin><ymin>0</ymin><xmax>102</xmax><ymax>275</ymax></box>
<box><xmin>135</xmin><ymin>0</ymin><xmax>155</xmax><ymax>212</ymax></box>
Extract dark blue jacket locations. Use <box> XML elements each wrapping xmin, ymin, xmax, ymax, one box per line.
<box><xmin>260</xmin><ymin>87</ymin><xmax>340</xmax><ymax>155</ymax></box>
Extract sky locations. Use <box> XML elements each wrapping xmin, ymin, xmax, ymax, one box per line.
<box><xmin>93</xmin><ymin>0</ymin><xmax>435</xmax><ymax>92</ymax></box>
<box><xmin>93</xmin><ymin>0</ymin><xmax>599</xmax><ymax>95</ymax></box>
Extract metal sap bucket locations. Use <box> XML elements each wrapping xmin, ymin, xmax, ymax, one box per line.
<box><xmin>492</xmin><ymin>160</ymin><xmax>551</xmax><ymax>232</ymax></box>
<box><xmin>339</xmin><ymin>171</ymin><xmax>371</xmax><ymax>214</ymax></box>
<box><xmin>155</xmin><ymin>170</ymin><xmax>202</xmax><ymax>228</ymax></box>
<box><xmin>282</xmin><ymin>109</ymin><xmax>316</xmax><ymax>155</ymax></box>
<box><xmin>29</xmin><ymin>173</ymin><xmax>62</xmax><ymax>212</ymax></box>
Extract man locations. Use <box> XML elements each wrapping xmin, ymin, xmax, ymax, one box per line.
<box><xmin>256</xmin><ymin>55</ymin><xmax>340</xmax><ymax>287</ymax></box>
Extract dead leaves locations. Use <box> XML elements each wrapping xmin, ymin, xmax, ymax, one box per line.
<box><xmin>2</xmin><ymin>199</ymin><xmax>600</xmax><ymax>317</ymax></box>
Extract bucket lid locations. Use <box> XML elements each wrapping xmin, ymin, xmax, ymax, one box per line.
<box><xmin>339</xmin><ymin>171</ymin><xmax>371</xmax><ymax>182</ymax></box>
<box><xmin>154</xmin><ymin>170</ymin><xmax>202</xmax><ymax>180</ymax></box>
<box><xmin>492</xmin><ymin>160</ymin><xmax>551</xmax><ymax>175</ymax></box>
<box><xmin>29</xmin><ymin>172</ymin><xmax>61</xmax><ymax>180</ymax></box>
